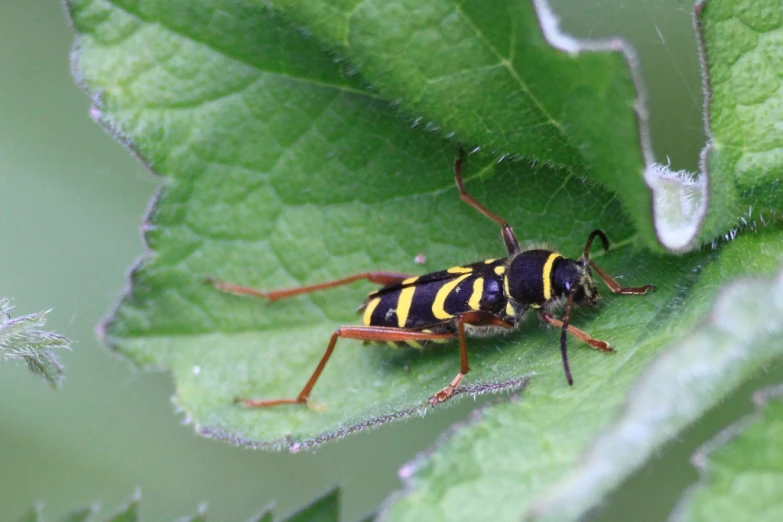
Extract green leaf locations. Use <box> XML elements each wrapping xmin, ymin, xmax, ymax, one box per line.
<box><xmin>0</xmin><ymin>298</ymin><xmax>71</xmax><ymax>388</ymax></box>
<box><xmin>376</xmin><ymin>1</ymin><xmax>783</xmax><ymax>520</ymax></box>
<box><xmin>66</xmin><ymin>0</ymin><xmax>783</xmax><ymax>517</ymax></box>
<box><xmin>69</xmin><ymin>0</ymin><xmax>642</xmax><ymax>448</ymax></box>
<box><xmin>68</xmin><ymin>0</ymin><xmax>783</xmax><ymax>448</ymax></box>
<box><xmin>60</xmin><ymin>506</ymin><xmax>99</xmax><ymax>522</ymax></box>
<box><xmin>695</xmin><ymin>0</ymin><xmax>783</xmax><ymax>244</ymax></box>
<box><xmin>18</xmin><ymin>504</ymin><xmax>43</xmax><ymax>522</ymax></box>
<box><xmin>247</xmin><ymin>510</ymin><xmax>273</xmax><ymax>522</ymax></box>
<box><xmin>272</xmin><ymin>0</ymin><xmax>783</xmax><ymax>249</ymax></box>
<box><xmin>671</xmin><ymin>384</ymin><xmax>783</xmax><ymax>522</ymax></box>
<box><xmin>105</xmin><ymin>492</ymin><xmax>139</xmax><ymax>522</ymax></box>
<box><xmin>261</xmin><ymin>0</ymin><xmax>670</xmax><ymax>249</ymax></box>
<box><xmin>174</xmin><ymin>505</ymin><xmax>207</xmax><ymax>522</ymax></box>
<box><xmin>283</xmin><ymin>489</ymin><xmax>338</xmax><ymax>522</ymax></box>
<box><xmin>259</xmin><ymin>0</ymin><xmax>783</xmax><ymax>253</ymax></box>
<box><xmin>381</xmin><ymin>232</ymin><xmax>783</xmax><ymax>522</ymax></box>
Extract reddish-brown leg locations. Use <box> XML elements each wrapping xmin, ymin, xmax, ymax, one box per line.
<box><xmin>206</xmin><ymin>271</ymin><xmax>414</xmax><ymax>302</ymax></box>
<box><xmin>581</xmin><ymin>229</ymin><xmax>656</xmax><ymax>295</ymax></box>
<box><xmin>235</xmin><ymin>326</ymin><xmax>457</xmax><ymax>408</ymax></box>
<box><xmin>539</xmin><ymin>311</ymin><xmax>613</xmax><ymax>352</ymax></box>
<box><xmin>589</xmin><ymin>261</ymin><xmax>656</xmax><ymax>295</ymax></box>
<box><xmin>454</xmin><ymin>149</ymin><xmax>520</xmax><ymax>254</ymax></box>
<box><xmin>428</xmin><ymin>311</ymin><xmax>514</xmax><ymax>406</ymax></box>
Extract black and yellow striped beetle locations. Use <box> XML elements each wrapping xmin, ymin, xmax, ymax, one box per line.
<box><xmin>208</xmin><ymin>151</ymin><xmax>656</xmax><ymax>408</ymax></box>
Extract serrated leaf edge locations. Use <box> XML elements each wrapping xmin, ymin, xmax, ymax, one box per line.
<box><xmin>376</xmin><ymin>389</ymin><xmax>530</xmax><ymax>522</ymax></box>
<box><xmin>189</xmin><ymin>377</ymin><xmax>530</xmax><ymax>452</ymax></box>
<box><xmin>533</xmin><ymin>0</ymin><xmax>710</xmax><ymax>251</ymax></box>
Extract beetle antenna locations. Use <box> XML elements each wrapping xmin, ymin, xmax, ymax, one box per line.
<box><xmin>560</xmin><ymin>292</ymin><xmax>575</xmax><ymax>385</ymax></box>
<box><xmin>583</xmin><ymin>229</ymin><xmax>610</xmax><ymax>260</ymax></box>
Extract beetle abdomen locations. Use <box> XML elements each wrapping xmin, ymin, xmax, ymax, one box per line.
<box><xmin>363</xmin><ymin>262</ymin><xmax>508</xmax><ymax>330</ymax></box>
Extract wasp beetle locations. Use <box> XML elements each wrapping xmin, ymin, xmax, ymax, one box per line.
<box><xmin>209</xmin><ymin>151</ymin><xmax>656</xmax><ymax>407</ymax></box>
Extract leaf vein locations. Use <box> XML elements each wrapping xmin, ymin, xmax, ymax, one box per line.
<box><xmin>102</xmin><ymin>0</ymin><xmax>384</xmax><ymax>102</ymax></box>
<box><xmin>450</xmin><ymin>1</ymin><xmax>565</xmax><ymax>134</ymax></box>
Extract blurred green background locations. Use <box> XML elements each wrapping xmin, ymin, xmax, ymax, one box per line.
<box><xmin>1</xmin><ymin>1</ymin><xmax>780</xmax><ymax>521</ymax></box>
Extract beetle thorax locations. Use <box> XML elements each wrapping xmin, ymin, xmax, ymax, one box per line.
<box><xmin>505</xmin><ymin>249</ymin><xmax>563</xmax><ymax>306</ymax></box>
<box><xmin>505</xmin><ymin>250</ymin><xmax>598</xmax><ymax>307</ymax></box>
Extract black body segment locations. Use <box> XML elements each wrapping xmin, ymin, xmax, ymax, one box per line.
<box><xmin>505</xmin><ymin>250</ymin><xmax>563</xmax><ymax>306</ymax></box>
<box><xmin>362</xmin><ymin>259</ymin><xmax>511</xmax><ymax>338</ymax></box>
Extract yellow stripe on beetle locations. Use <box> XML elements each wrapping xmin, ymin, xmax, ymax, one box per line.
<box><xmin>363</xmin><ymin>297</ymin><xmax>380</xmax><ymax>325</ymax></box>
<box><xmin>396</xmin><ymin>285</ymin><xmax>416</xmax><ymax>327</ymax></box>
<box><xmin>468</xmin><ymin>277</ymin><xmax>484</xmax><ymax>310</ymax></box>
<box><xmin>423</xmin><ymin>328</ymin><xmax>449</xmax><ymax>344</ymax></box>
<box><xmin>446</xmin><ymin>266</ymin><xmax>473</xmax><ymax>274</ymax></box>
<box><xmin>542</xmin><ymin>253</ymin><xmax>563</xmax><ymax>300</ymax></box>
<box><xmin>433</xmin><ymin>274</ymin><xmax>472</xmax><ymax>319</ymax></box>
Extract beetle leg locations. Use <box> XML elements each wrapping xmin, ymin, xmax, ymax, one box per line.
<box><xmin>206</xmin><ymin>271</ymin><xmax>414</xmax><ymax>302</ymax></box>
<box><xmin>588</xmin><ymin>261</ymin><xmax>657</xmax><ymax>295</ymax></box>
<box><xmin>428</xmin><ymin>311</ymin><xmax>514</xmax><ymax>406</ymax></box>
<box><xmin>539</xmin><ymin>308</ymin><xmax>614</xmax><ymax>387</ymax></box>
<box><xmin>235</xmin><ymin>326</ymin><xmax>456</xmax><ymax>408</ymax></box>
<box><xmin>582</xmin><ymin>229</ymin><xmax>656</xmax><ymax>295</ymax></box>
<box><xmin>538</xmin><ymin>311</ymin><xmax>613</xmax><ymax>352</ymax></box>
<box><xmin>454</xmin><ymin>149</ymin><xmax>520</xmax><ymax>254</ymax></box>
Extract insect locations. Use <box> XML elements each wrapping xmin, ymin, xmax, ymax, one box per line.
<box><xmin>208</xmin><ymin>151</ymin><xmax>655</xmax><ymax>408</ymax></box>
